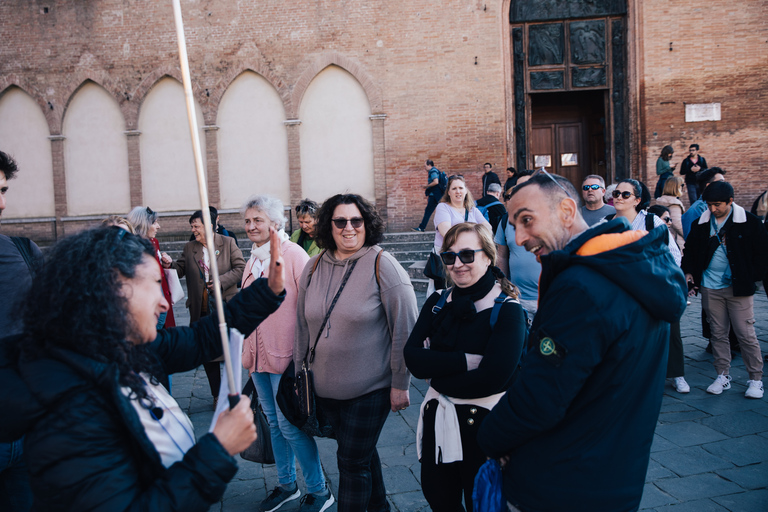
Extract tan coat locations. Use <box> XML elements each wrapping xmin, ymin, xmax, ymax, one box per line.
<box><xmin>654</xmin><ymin>195</ymin><xmax>686</xmax><ymax>251</ymax></box>
<box><xmin>170</xmin><ymin>234</ymin><xmax>245</xmax><ymax>324</ymax></box>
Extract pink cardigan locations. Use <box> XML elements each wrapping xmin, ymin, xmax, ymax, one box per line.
<box><xmin>241</xmin><ymin>240</ymin><xmax>310</xmax><ymax>375</ymax></box>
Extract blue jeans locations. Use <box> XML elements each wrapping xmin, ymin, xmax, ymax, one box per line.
<box><xmin>0</xmin><ymin>439</ymin><xmax>33</xmax><ymax>511</ymax></box>
<box><xmin>251</xmin><ymin>372</ymin><xmax>326</xmax><ymax>493</ymax></box>
<box><xmin>418</xmin><ymin>193</ymin><xmax>440</xmax><ymax>230</ymax></box>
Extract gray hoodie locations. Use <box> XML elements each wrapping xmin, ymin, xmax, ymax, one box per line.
<box><xmin>294</xmin><ymin>245</ymin><xmax>417</xmax><ymax>400</ymax></box>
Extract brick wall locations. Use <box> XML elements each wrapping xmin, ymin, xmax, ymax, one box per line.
<box><xmin>1</xmin><ymin>0</ymin><xmax>766</xmax><ymax>241</ymax></box>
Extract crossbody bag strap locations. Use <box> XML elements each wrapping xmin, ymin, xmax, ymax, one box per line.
<box><xmin>307</xmin><ymin>258</ymin><xmax>358</xmax><ymax>365</ymax></box>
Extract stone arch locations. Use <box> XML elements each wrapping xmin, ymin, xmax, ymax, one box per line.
<box><xmin>0</xmin><ymin>86</ymin><xmax>55</xmax><ymax>218</ymax></box>
<box><xmin>0</xmin><ymin>78</ymin><xmax>57</xmax><ymax>135</ymax></box>
<box><xmin>216</xmin><ymin>70</ymin><xmax>290</xmax><ymax>208</ymax></box>
<box><xmin>62</xmin><ymin>71</ymin><xmax>127</xmax><ymax>132</ymax></box>
<box><xmin>209</xmin><ymin>61</ymin><xmax>291</xmax><ymax>117</ymax></box>
<box><xmin>62</xmin><ymin>81</ymin><xmax>131</xmax><ymax>216</ymax></box>
<box><xmin>130</xmin><ymin>64</ymin><xmax>211</xmax><ymax>128</ymax></box>
<box><xmin>291</xmin><ymin>52</ymin><xmax>382</xmax><ymax>119</ymax></box>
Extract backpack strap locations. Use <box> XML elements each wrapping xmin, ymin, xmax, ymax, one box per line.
<box><xmin>645</xmin><ymin>212</ymin><xmax>655</xmax><ymax>232</ymax></box>
<box><xmin>464</xmin><ymin>209</ymin><xmax>469</xmax><ymax>222</ymax></box>
<box><xmin>11</xmin><ymin>236</ymin><xmax>35</xmax><ymax>273</ymax></box>
<box><xmin>306</xmin><ymin>249</ymin><xmax>326</xmax><ymax>287</ymax></box>
<box><xmin>431</xmin><ymin>287</ymin><xmax>452</xmax><ymax>314</ymax></box>
<box><xmin>374</xmin><ymin>248</ymin><xmax>382</xmax><ymax>288</ymax></box>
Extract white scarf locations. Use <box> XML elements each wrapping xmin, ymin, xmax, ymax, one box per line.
<box><xmin>249</xmin><ymin>229</ymin><xmax>290</xmax><ymax>279</ymax></box>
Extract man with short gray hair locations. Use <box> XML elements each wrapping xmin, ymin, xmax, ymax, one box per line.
<box><xmin>475</xmin><ymin>182</ymin><xmax>505</xmax><ymax>233</ymax></box>
<box><xmin>580</xmin><ymin>174</ymin><xmax>614</xmax><ymax>226</ymax></box>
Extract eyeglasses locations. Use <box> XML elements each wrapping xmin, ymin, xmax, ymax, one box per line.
<box><xmin>146</xmin><ymin>206</ymin><xmax>154</xmax><ymax>215</ymax></box>
<box><xmin>612</xmin><ymin>190</ymin><xmax>635</xmax><ymax>200</ymax></box>
<box><xmin>440</xmin><ymin>249</ymin><xmax>483</xmax><ymax>266</ymax></box>
<box><xmin>296</xmin><ymin>204</ymin><xmax>316</xmax><ymax>214</ymax></box>
<box><xmin>332</xmin><ymin>217</ymin><xmax>364</xmax><ymax>229</ymax></box>
<box><xmin>532</xmin><ymin>168</ymin><xmax>572</xmax><ymax>199</ymax></box>
<box><xmin>582</xmin><ymin>184</ymin><xmax>602</xmax><ymax>191</ymax></box>
<box><xmin>661</xmin><ymin>217</ymin><xmax>672</xmax><ymax>224</ymax></box>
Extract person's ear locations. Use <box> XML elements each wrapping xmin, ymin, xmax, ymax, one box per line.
<box><xmin>558</xmin><ymin>197</ymin><xmax>578</xmax><ymax>227</ymax></box>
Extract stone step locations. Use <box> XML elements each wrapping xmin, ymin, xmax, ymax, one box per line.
<box><xmin>381</xmin><ymin>231</ymin><xmax>435</xmax><ymax>243</ymax></box>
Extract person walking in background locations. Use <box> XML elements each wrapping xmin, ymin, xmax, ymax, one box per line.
<box><xmin>162</xmin><ymin>209</ymin><xmax>245</xmax><ymax>405</ymax></box>
<box><xmin>478</xmin><ymin>171</ymin><xmax>687</xmax><ymax>512</ymax></box>
<box><xmin>654</xmin><ymin>145</ymin><xmax>677</xmax><ymax>199</ymax></box>
<box><xmin>295</xmin><ymin>194</ymin><xmax>417</xmax><ymax>512</ymax></box>
<box><xmin>290</xmin><ymin>199</ymin><xmax>322</xmax><ymax>257</ymax></box>
<box><xmin>405</xmin><ymin>223</ymin><xmax>526</xmax><ymax>511</ymax></box>
<box><xmin>240</xmin><ymin>195</ymin><xmax>333</xmax><ymax>512</ymax></box>
<box><xmin>128</xmin><ymin>206</ymin><xmax>176</xmax><ymax>329</ymax></box>
<box><xmin>413</xmin><ymin>159</ymin><xmax>446</xmax><ymax>232</ymax></box>
<box><xmin>679</xmin><ymin>143</ymin><xmax>708</xmax><ymax>204</ymax></box>
<box><xmin>0</xmin><ymin>150</ymin><xmax>39</xmax><ymax>512</ymax></box>
<box><xmin>580</xmin><ymin>174</ymin><xmax>615</xmax><ymax>226</ymax></box>
<box><xmin>481</xmin><ymin>162</ymin><xmax>501</xmax><ymax>197</ymax></box>
<box><xmin>503</xmin><ymin>167</ymin><xmax>518</xmax><ymax>195</ymax></box>
<box><xmin>682</xmin><ymin>181</ymin><xmax>768</xmax><ymax>399</ymax></box>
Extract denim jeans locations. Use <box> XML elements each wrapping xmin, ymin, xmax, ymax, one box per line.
<box><xmin>0</xmin><ymin>439</ymin><xmax>33</xmax><ymax>512</ymax></box>
<box><xmin>251</xmin><ymin>372</ymin><xmax>326</xmax><ymax>494</ymax></box>
<box><xmin>418</xmin><ymin>193</ymin><xmax>440</xmax><ymax>230</ymax></box>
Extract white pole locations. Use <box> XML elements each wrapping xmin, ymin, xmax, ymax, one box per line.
<box><xmin>171</xmin><ymin>0</ymin><xmax>238</xmax><ymax>408</ymax></box>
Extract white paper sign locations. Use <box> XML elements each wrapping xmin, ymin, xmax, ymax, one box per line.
<box><xmin>685</xmin><ymin>103</ymin><xmax>721</xmax><ymax>122</ymax></box>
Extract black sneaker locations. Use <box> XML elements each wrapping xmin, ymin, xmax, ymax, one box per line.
<box><xmin>260</xmin><ymin>486</ymin><xmax>301</xmax><ymax>512</ymax></box>
<box><xmin>299</xmin><ymin>491</ymin><xmax>335</xmax><ymax>512</ymax></box>
<box><xmin>412</xmin><ymin>227</ymin><xmax>425</xmax><ymax>232</ymax></box>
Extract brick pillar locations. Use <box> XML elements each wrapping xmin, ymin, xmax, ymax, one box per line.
<box><xmin>125</xmin><ymin>130</ymin><xmax>143</xmax><ymax>207</ymax></box>
<box><xmin>370</xmin><ymin>114</ymin><xmax>387</xmax><ymax>227</ymax></box>
<box><xmin>285</xmin><ymin>119</ymin><xmax>302</xmax><ymax>227</ymax></box>
<box><xmin>203</xmin><ymin>125</ymin><xmax>220</xmax><ymax>207</ymax></box>
<box><xmin>48</xmin><ymin>135</ymin><xmax>67</xmax><ymax>238</ymax></box>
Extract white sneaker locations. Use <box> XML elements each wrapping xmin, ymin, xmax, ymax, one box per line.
<box><xmin>745</xmin><ymin>380</ymin><xmax>764</xmax><ymax>399</ymax></box>
<box><xmin>707</xmin><ymin>374</ymin><xmax>731</xmax><ymax>395</ymax></box>
<box><xmin>674</xmin><ymin>377</ymin><xmax>690</xmax><ymax>393</ymax></box>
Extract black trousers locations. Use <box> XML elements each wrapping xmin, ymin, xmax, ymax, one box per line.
<box><xmin>420</xmin><ymin>399</ymin><xmax>490</xmax><ymax>512</ymax></box>
<box><xmin>666</xmin><ymin>320</ymin><xmax>684</xmax><ymax>378</ymax></box>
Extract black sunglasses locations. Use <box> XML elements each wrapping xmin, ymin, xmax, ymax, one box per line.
<box><xmin>296</xmin><ymin>204</ymin><xmax>316</xmax><ymax>214</ymax></box>
<box><xmin>332</xmin><ymin>217</ymin><xmax>364</xmax><ymax>229</ymax></box>
<box><xmin>582</xmin><ymin>184</ymin><xmax>602</xmax><ymax>191</ymax></box>
<box><xmin>612</xmin><ymin>190</ymin><xmax>634</xmax><ymax>199</ymax></box>
<box><xmin>440</xmin><ymin>249</ymin><xmax>482</xmax><ymax>266</ymax></box>
<box><xmin>146</xmin><ymin>206</ymin><xmax>154</xmax><ymax>215</ymax></box>
<box><xmin>662</xmin><ymin>216</ymin><xmax>672</xmax><ymax>224</ymax></box>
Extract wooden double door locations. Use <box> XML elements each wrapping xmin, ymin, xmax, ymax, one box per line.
<box><xmin>531</xmin><ymin>122</ymin><xmax>584</xmax><ymax>185</ymax></box>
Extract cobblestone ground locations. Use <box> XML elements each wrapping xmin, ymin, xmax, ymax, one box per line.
<box><xmin>171</xmin><ymin>290</ymin><xmax>768</xmax><ymax>512</ymax></box>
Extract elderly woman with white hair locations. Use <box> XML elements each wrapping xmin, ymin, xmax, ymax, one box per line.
<box><xmin>240</xmin><ymin>195</ymin><xmax>333</xmax><ymax>512</ymax></box>
<box><xmin>127</xmin><ymin>206</ymin><xmax>175</xmax><ymax>329</ymax></box>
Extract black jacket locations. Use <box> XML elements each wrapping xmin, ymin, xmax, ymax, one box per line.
<box><xmin>681</xmin><ymin>204</ymin><xmax>768</xmax><ymax>297</ymax></box>
<box><xmin>1</xmin><ymin>279</ymin><xmax>284</xmax><ymax>512</ymax></box>
<box><xmin>478</xmin><ymin>219</ymin><xmax>687</xmax><ymax>512</ymax></box>
<box><xmin>679</xmin><ymin>155</ymin><xmax>708</xmax><ymax>184</ymax></box>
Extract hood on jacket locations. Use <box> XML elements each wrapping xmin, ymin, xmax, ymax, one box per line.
<box><xmin>540</xmin><ymin>218</ymin><xmax>687</xmax><ymax>324</ymax></box>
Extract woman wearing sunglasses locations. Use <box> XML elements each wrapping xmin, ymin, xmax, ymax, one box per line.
<box><xmin>294</xmin><ymin>193</ymin><xmax>417</xmax><ymax>512</ymax></box>
<box><xmin>609</xmin><ymin>179</ymin><xmax>681</xmax><ymax>266</ymax></box>
<box><xmin>404</xmin><ymin>222</ymin><xmax>526</xmax><ymax>511</ymax></box>
<box><xmin>128</xmin><ymin>206</ymin><xmax>176</xmax><ymax>329</ymax></box>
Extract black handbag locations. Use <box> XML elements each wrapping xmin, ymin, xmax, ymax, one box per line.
<box><xmin>239</xmin><ymin>379</ymin><xmax>275</xmax><ymax>464</ymax></box>
<box><xmin>423</xmin><ymin>250</ymin><xmax>446</xmax><ymax>290</ymax></box>
<box><xmin>276</xmin><ymin>257</ymin><xmax>358</xmax><ymax>438</ymax></box>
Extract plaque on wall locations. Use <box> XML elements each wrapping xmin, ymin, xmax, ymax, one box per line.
<box><xmin>570</xmin><ymin>20</ymin><xmax>606</xmax><ymax>65</ymax></box>
<box><xmin>685</xmin><ymin>103</ymin><xmax>721</xmax><ymax>122</ymax></box>
<box><xmin>510</xmin><ymin>0</ymin><xmax>627</xmax><ymax>23</ymax></box>
<box><xmin>528</xmin><ymin>23</ymin><xmax>564</xmax><ymax>66</ymax></box>
<box><xmin>572</xmin><ymin>67</ymin><xmax>607</xmax><ymax>87</ymax></box>
<box><xmin>531</xmin><ymin>71</ymin><xmax>564</xmax><ymax>90</ymax></box>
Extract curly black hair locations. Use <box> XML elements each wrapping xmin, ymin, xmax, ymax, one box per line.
<box><xmin>22</xmin><ymin>227</ymin><xmax>161</xmax><ymax>405</ymax></box>
<box><xmin>315</xmin><ymin>194</ymin><xmax>385</xmax><ymax>251</ymax></box>
<box><xmin>0</xmin><ymin>150</ymin><xmax>19</xmax><ymax>180</ymax></box>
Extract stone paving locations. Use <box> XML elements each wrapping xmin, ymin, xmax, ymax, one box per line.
<box><xmin>170</xmin><ymin>289</ymin><xmax>768</xmax><ymax>512</ymax></box>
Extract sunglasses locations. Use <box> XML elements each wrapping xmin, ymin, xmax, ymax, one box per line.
<box><xmin>332</xmin><ymin>217</ymin><xmax>364</xmax><ymax>229</ymax></box>
<box><xmin>296</xmin><ymin>205</ymin><xmax>316</xmax><ymax>214</ymax></box>
<box><xmin>582</xmin><ymin>184</ymin><xmax>602</xmax><ymax>191</ymax></box>
<box><xmin>440</xmin><ymin>249</ymin><xmax>483</xmax><ymax>266</ymax></box>
<box><xmin>146</xmin><ymin>206</ymin><xmax>155</xmax><ymax>215</ymax></box>
<box><xmin>662</xmin><ymin>216</ymin><xmax>672</xmax><ymax>224</ymax></box>
<box><xmin>532</xmin><ymin>168</ymin><xmax>572</xmax><ymax>199</ymax></box>
<box><xmin>612</xmin><ymin>190</ymin><xmax>635</xmax><ymax>199</ymax></box>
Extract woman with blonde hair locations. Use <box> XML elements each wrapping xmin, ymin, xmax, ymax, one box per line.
<box><xmin>405</xmin><ymin>222</ymin><xmax>527</xmax><ymax>511</ymax></box>
<box><xmin>654</xmin><ymin>176</ymin><xmax>687</xmax><ymax>249</ymax></box>
<box><xmin>102</xmin><ymin>215</ymin><xmax>136</xmax><ymax>234</ymax></box>
<box><xmin>127</xmin><ymin>206</ymin><xmax>175</xmax><ymax>329</ymax></box>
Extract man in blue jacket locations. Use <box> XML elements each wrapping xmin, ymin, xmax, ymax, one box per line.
<box><xmin>478</xmin><ymin>171</ymin><xmax>687</xmax><ymax>512</ymax></box>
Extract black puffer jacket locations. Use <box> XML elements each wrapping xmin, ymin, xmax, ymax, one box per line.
<box><xmin>0</xmin><ymin>278</ymin><xmax>283</xmax><ymax>512</ymax></box>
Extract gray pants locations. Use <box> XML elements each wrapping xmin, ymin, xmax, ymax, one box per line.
<box><xmin>702</xmin><ymin>286</ymin><xmax>764</xmax><ymax>381</ymax></box>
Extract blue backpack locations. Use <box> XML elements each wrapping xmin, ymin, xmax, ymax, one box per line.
<box><xmin>475</xmin><ymin>200</ymin><xmax>503</xmax><ymax>222</ymax></box>
<box><xmin>437</xmin><ymin>170</ymin><xmax>448</xmax><ymax>192</ymax></box>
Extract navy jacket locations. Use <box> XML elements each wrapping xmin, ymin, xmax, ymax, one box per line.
<box><xmin>478</xmin><ymin>219</ymin><xmax>687</xmax><ymax>512</ymax></box>
<box><xmin>681</xmin><ymin>204</ymin><xmax>768</xmax><ymax>297</ymax></box>
<box><xmin>1</xmin><ymin>279</ymin><xmax>283</xmax><ymax>512</ymax></box>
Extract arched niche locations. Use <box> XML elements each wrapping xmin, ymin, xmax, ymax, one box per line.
<box><xmin>299</xmin><ymin>66</ymin><xmax>375</xmax><ymax>203</ymax></box>
<box><xmin>62</xmin><ymin>81</ymin><xmax>130</xmax><ymax>216</ymax></box>
<box><xmin>217</xmin><ymin>71</ymin><xmax>289</xmax><ymax>209</ymax></box>
<box><xmin>0</xmin><ymin>87</ymin><xmax>55</xmax><ymax>218</ymax></box>
<box><xmin>138</xmin><ymin>77</ymin><xmax>205</xmax><ymax>212</ymax></box>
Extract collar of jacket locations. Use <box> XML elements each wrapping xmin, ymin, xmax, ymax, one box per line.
<box><xmin>698</xmin><ymin>203</ymin><xmax>746</xmax><ymax>225</ymax></box>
